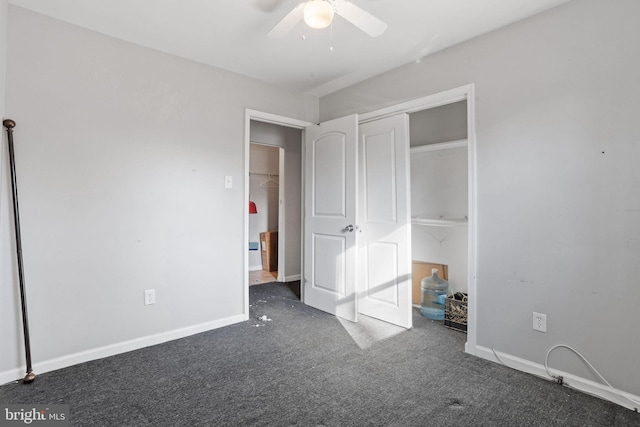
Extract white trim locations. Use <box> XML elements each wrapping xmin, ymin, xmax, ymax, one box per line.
<box><xmin>277</xmin><ymin>147</ymin><xmax>286</xmax><ymax>281</ymax></box>
<box><xmin>299</xmin><ymin>132</ymin><xmax>306</xmax><ymax>303</ymax></box>
<box><xmin>475</xmin><ymin>345</ymin><xmax>640</xmax><ymax>412</ymax></box>
<box><xmin>282</xmin><ymin>274</ymin><xmax>301</xmax><ymax>282</ymax></box>
<box><xmin>358</xmin><ymin>85</ymin><xmax>472</xmax><ymax>124</ymax></box>
<box><xmin>246</xmin><ymin>109</ymin><xmax>312</xmax><ymax>129</ymax></box>
<box><xmin>355</xmin><ymin>84</ymin><xmax>478</xmax><ymax>355</ymax></box>
<box><xmin>249</xmin><ymin>265</ymin><xmax>263</xmax><ymax>272</ymax></box>
<box><xmin>410</xmin><ymin>139</ymin><xmax>467</xmax><ymax>154</ymax></box>
<box><xmin>244</xmin><ymin>110</ymin><xmax>252</xmax><ymax>320</ymax></box>
<box><xmin>0</xmin><ymin>314</ymin><xmax>245</xmax><ymax>385</ymax></box>
<box><xmin>465</xmin><ymin>85</ymin><xmax>478</xmax><ymax>354</ymax></box>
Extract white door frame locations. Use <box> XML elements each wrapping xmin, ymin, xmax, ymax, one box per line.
<box><xmin>244</xmin><ymin>109</ymin><xmax>313</xmax><ymax>320</ymax></box>
<box><xmin>357</xmin><ymin>84</ymin><xmax>478</xmax><ymax>356</ymax></box>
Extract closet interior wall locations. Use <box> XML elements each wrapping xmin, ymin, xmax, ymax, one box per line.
<box><xmin>409</xmin><ymin>101</ymin><xmax>469</xmax><ymax>294</ymax></box>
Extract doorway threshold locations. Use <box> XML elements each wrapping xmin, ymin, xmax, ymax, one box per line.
<box><xmin>249</xmin><ymin>270</ymin><xmax>278</xmax><ymax>286</ymax></box>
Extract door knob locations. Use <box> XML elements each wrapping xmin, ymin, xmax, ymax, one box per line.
<box><xmin>344</xmin><ymin>224</ymin><xmax>354</xmax><ymax>232</ymax></box>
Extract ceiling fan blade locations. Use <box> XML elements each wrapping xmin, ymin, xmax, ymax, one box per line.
<box><xmin>267</xmin><ymin>2</ymin><xmax>305</xmax><ymax>39</ymax></box>
<box><xmin>333</xmin><ymin>0</ymin><xmax>388</xmax><ymax>38</ymax></box>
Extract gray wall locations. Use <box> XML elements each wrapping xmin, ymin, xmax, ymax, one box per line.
<box><xmin>0</xmin><ymin>0</ymin><xmax>24</xmax><ymax>377</ymax></box>
<box><xmin>0</xmin><ymin>6</ymin><xmax>316</xmax><ymax>380</ymax></box>
<box><xmin>321</xmin><ymin>0</ymin><xmax>640</xmax><ymax>397</ymax></box>
<box><xmin>409</xmin><ymin>101</ymin><xmax>467</xmax><ymax>146</ymax></box>
<box><xmin>250</xmin><ymin>120</ymin><xmax>302</xmax><ymax>280</ymax></box>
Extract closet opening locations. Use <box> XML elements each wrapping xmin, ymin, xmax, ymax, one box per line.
<box><xmin>408</xmin><ymin>100</ymin><xmax>469</xmax><ymax>337</ymax></box>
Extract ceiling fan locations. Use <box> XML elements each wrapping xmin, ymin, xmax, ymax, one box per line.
<box><xmin>267</xmin><ymin>0</ymin><xmax>388</xmax><ymax>39</ymax></box>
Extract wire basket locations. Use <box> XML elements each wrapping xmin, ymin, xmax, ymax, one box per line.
<box><xmin>444</xmin><ymin>293</ymin><xmax>468</xmax><ymax>333</ymax></box>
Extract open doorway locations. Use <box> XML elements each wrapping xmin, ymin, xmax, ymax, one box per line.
<box><xmin>247</xmin><ymin>119</ymin><xmax>304</xmax><ymax>297</ymax></box>
<box><xmin>248</xmin><ymin>143</ymin><xmax>281</xmax><ymax>284</ymax></box>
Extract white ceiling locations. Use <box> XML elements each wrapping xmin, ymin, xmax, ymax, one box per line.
<box><xmin>9</xmin><ymin>0</ymin><xmax>570</xmax><ymax>97</ymax></box>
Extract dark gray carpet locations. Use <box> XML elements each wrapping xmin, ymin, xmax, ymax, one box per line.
<box><xmin>1</xmin><ymin>282</ymin><xmax>638</xmax><ymax>426</ymax></box>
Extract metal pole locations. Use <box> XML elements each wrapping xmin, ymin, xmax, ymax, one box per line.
<box><xmin>3</xmin><ymin>119</ymin><xmax>36</xmax><ymax>383</ymax></box>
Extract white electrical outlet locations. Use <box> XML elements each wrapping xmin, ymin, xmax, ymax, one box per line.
<box><xmin>533</xmin><ymin>312</ymin><xmax>547</xmax><ymax>333</ymax></box>
<box><xmin>144</xmin><ymin>289</ymin><xmax>156</xmax><ymax>306</ymax></box>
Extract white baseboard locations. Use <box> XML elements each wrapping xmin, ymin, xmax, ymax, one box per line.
<box><xmin>474</xmin><ymin>345</ymin><xmax>640</xmax><ymax>412</ymax></box>
<box><xmin>281</xmin><ymin>274</ymin><xmax>300</xmax><ymax>282</ymax></box>
<box><xmin>465</xmin><ymin>341</ymin><xmax>477</xmax><ymax>356</ymax></box>
<box><xmin>249</xmin><ymin>265</ymin><xmax>263</xmax><ymax>272</ymax></box>
<box><xmin>0</xmin><ymin>313</ymin><xmax>245</xmax><ymax>385</ymax></box>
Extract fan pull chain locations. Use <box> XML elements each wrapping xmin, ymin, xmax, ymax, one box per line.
<box><xmin>329</xmin><ymin>21</ymin><xmax>334</xmax><ymax>51</ymax></box>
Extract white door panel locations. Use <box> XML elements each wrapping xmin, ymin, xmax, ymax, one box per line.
<box><xmin>365</xmin><ymin>242</ymin><xmax>399</xmax><ymax>305</ymax></box>
<box><xmin>363</xmin><ymin>132</ymin><xmax>398</xmax><ymax>223</ymax></box>
<box><xmin>312</xmin><ymin>135</ymin><xmax>346</xmax><ymax>216</ymax></box>
<box><xmin>312</xmin><ymin>234</ymin><xmax>346</xmax><ymax>295</ymax></box>
<box><xmin>304</xmin><ymin>115</ymin><xmax>358</xmax><ymax>322</ymax></box>
<box><xmin>358</xmin><ymin>114</ymin><xmax>412</xmax><ymax>328</ymax></box>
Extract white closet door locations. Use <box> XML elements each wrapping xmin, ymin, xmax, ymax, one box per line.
<box><xmin>357</xmin><ymin>114</ymin><xmax>412</xmax><ymax>329</ymax></box>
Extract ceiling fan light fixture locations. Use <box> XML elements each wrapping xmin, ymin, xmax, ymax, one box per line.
<box><xmin>304</xmin><ymin>0</ymin><xmax>334</xmax><ymax>30</ymax></box>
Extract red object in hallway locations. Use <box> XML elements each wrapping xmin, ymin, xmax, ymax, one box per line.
<box><xmin>249</xmin><ymin>200</ymin><xmax>258</xmax><ymax>214</ymax></box>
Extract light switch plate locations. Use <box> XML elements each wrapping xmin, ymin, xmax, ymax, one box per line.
<box><xmin>144</xmin><ymin>289</ymin><xmax>156</xmax><ymax>306</ymax></box>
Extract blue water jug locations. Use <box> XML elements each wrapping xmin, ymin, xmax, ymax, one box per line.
<box><xmin>420</xmin><ymin>269</ymin><xmax>449</xmax><ymax>320</ymax></box>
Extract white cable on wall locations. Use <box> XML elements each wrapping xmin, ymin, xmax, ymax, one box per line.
<box><xmin>491</xmin><ymin>345</ymin><xmax>640</xmax><ymax>409</ymax></box>
<box><xmin>544</xmin><ymin>344</ymin><xmax>640</xmax><ymax>407</ymax></box>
